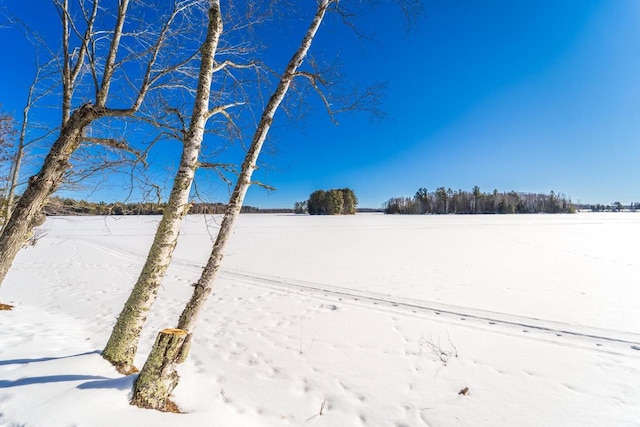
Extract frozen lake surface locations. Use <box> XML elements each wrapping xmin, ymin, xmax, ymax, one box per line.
<box><xmin>1</xmin><ymin>212</ymin><xmax>639</xmax><ymax>426</ymax></box>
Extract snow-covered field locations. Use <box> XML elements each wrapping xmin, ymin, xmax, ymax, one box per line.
<box><xmin>1</xmin><ymin>212</ymin><xmax>639</xmax><ymax>426</ymax></box>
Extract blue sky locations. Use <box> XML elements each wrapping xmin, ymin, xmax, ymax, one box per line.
<box><xmin>1</xmin><ymin>0</ymin><xmax>639</xmax><ymax>208</ymax></box>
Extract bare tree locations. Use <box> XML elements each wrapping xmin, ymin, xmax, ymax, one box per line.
<box><xmin>123</xmin><ymin>0</ymin><xmax>421</xmax><ymax>410</ymax></box>
<box><xmin>0</xmin><ymin>0</ymin><xmax>203</xmax><ymax>287</ymax></box>
<box><xmin>103</xmin><ymin>1</ymin><xmax>356</xmax><ymax>377</ymax></box>
<box><xmin>102</xmin><ymin>0</ymin><xmax>237</xmax><ymax>374</ymax></box>
<box><xmin>101</xmin><ymin>0</ymin><xmax>272</xmax><ymax>374</ymax></box>
<box><xmin>129</xmin><ymin>0</ymin><xmax>343</xmax><ymax>410</ymax></box>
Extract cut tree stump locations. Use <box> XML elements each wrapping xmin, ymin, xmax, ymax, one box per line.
<box><xmin>130</xmin><ymin>328</ymin><xmax>191</xmax><ymax>411</ymax></box>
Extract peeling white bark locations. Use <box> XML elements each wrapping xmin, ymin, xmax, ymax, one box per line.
<box><xmin>178</xmin><ymin>0</ymin><xmax>332</xmax><ymax>333</ymax></box>
<box><xmin>131</xmin><ymin>1</ymin><xmax>333</xmax><ymax>410</ymax></box>
<box><xmin>103</xmin><ymin>0</ymin><xmax>224</xmax><ymax>374</ymax></box>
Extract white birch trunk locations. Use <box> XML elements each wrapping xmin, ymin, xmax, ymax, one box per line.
<box><xmin>103</xmin><ymin>1</ymin><xmax>223</xmax><ymax>374</ymax></box>
<box><xmin>178</xmin><ymin>0</ymin><xmax>332</xmax><ymax>332</ymax></box>
<box><xmin>129</xmin><ymin>1</ymin><xmax>333</xmax><ymax>410</ymax></box>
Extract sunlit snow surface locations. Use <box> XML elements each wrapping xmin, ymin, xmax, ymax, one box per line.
<box><xmin>1</xmin><ymin>213</ymin><xmax>639</xmax><ymax>426</ymax></box>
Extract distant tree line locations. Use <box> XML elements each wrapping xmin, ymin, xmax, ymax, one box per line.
<box><xmin>384</xmin><ymin>187</ymin><xmax>577</xmax><ymax>214</ymax></box>
<box><xmin>581</xmin><ymin>202</ymin><xmax>638</xmax><ymax>212</ymax></box>
<box><xmin>1</xmin><ymin>197</ymin><xmax>285</xmax><ymax>216</ymax></box>
<box><xmin>299</xmin><ymin>188</ymin><xmax>358</xmax><ymax>215</ymax></box>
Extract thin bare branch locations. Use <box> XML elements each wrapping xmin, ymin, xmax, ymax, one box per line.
<box><xmin>197</xmin><ymin>162</ymin><xmax>237</xmax><ymax>173</ymax></box>
<box><xmin>69</xmin><ymin>1</ymin><xmax>98</xmax><ymax>92</ymax></box>
<box><xmin>250</xmin><ymin>180</ymin><xmax>276</xmax><ymax>191</ymax></box>
<box><xmin>199</xmin><ymin>162</ymin><xmax>238</xmax><ymax>187</ymax></box>
<box><xmin>211</xmin><ymin>59</ymin><xmax>258</xmax><ymax>74</ymax></box>
<box><xmin>294</xmin><ymin>70</ymin><xmax>336</xmax><ymax>123</ymax></box>
<box><xmin>96</xmin><ymin>0</ymin><xmax>130</xmax><ymax>107</ymax></box>
<box><xmin>82</xmin><ymin>136</ymin><xmax>142</xmax><ymax>160</ymax></box>
<box><xmin>205</xmin><ymin>101</ymin><xmax>245</xmax><ymax>119</ymax></box>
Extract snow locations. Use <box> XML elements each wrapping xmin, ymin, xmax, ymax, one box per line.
<box><xmin>1</xmin><ymin>212</ymin><xmax>639</xmax><ymax>426</ymax></box>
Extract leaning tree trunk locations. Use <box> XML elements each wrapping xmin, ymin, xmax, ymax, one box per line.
<box><xmin>130</xmin><ymin>0</ymin><xmax>332</xmax><ymax>410</ymax></box>
<box><xmin>103</xmin><ymin>1</ymin><xmax>224</xmax><ymax>375</ymax></box>
<box><xmin>0</xmin><ymin>0</ymin><xmax>131</xmax><ymax>288</ymax></box>
<box><xmin>0</xmin><ymin>103</ymin><xmax>98</xmax><ymax>287</ymax></box>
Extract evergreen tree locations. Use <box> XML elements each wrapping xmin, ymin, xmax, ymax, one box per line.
<box><xmin>307</xmin><ymin>188</ymin><xmax>357</xmax><ymax>215</ymax></box>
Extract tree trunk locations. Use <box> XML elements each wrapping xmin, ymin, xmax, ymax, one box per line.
<box><xmin>131</xmin><ymin>0</ymin><xmax>330</xmax><ymax>410</ymax></box>
<box><xmin>178</xmin><ymin>0</ymin><xmax>330</xmax><ymax>338</ymax></box>
<box><xmin>102</xmin><ymin>1</ymin><xmax>223</xmax><ymax>374</ymax></box>
<box><xmin>0</xmin><ymin>103</ymin><xmax>97</xmax><ymax>286</ymax></box>
<box><xmin>1</xmin><ymin>0</ymin><xmax>195</xmax><ymax>288</ymax></box>
<box><xmin>130</xmin><ymin>0</ymin><xmax>331</xmax><ymax>410</ymax></box>
<box><xmin>130</xmin><ymin>328</ymin><xmax>191</xmax><ymax>411</ymax></box>
<box><xmin>177</xmin><ymin>0</ymin><xmax>331</xmax><ymax>333</ymax></box>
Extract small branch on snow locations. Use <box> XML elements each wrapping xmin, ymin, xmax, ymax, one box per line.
<box><xmin>417</xmin><ymin>333</ymin><xmax>458</xmax><ymax>366</ymax></box>
<box><xmin>319</xmin><ymin>398</ymin><xmax>327</xmax><ymax>415</ymax></box>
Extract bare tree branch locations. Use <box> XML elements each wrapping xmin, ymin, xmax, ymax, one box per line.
<box><xmin>96</xmin><ymin>0</ymin><xmax>130</xmax><ymax>107</ymax></box>
<box><xmin>82</xmin><ymin>137</ymin><xmax>142</xmax><ymax>159</ymax></box>
<box><xmin>293</xmin><ymin>70</ymin><xmax>336</xmax><ymax>123</ymax></box>
<box><xmin>205</xmin><ymin>101</ymin><xmax>245</xmax><ymax>119</ymax></box>
<box><xmin>250</xmin><ymin>180</ymin><xmax>276</xmax><ymax>191</ymax></box>
<box><xmin>211</xmin><ymin>59</ymin><xmax>258</xmax><ymax>74</ymax></box>
<box><xmin>197</xmin><ymin>162</ymin><xmax>237</xmax><ymax>173</ymax></box>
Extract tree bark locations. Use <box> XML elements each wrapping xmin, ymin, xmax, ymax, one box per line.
<box><xmin>0</xmin><ymin>103</ymin><xmax>98</xmax><ymax>286</ymax></box>
<box><xmin>130</xmin><ymin>328</ymin><xmax>190</xmax><ymax>411</ymax></box>
<box><xmin>0</xmin><ymin>0</ymin><xmax>151</xmax><ymax>288</ymax></box>
<box><xmin>103</xmin><ymin>0</ymin><xmax>223</xmax><ymax>374</ymax></box>
<box><xmin>130</xmin><ymin>0</ymin><xmax>331</xmax><ymax>410</ymax></box>
<box><xmin>177</xmin><ymin>0</ymin><xmax>332</xmax><ymax>333</ymax></box>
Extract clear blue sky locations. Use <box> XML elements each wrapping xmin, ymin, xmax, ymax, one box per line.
<box><xmin>1</xmin><ymin>1</ymin><xmax>639</xmax><ymax>208</ymax></box>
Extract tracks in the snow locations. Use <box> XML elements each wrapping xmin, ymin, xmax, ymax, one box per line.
<box><xmin>72</xmin><ymin>236</ymin><xmax>640</xmax><ymax>351</ymax></box>
<box><xmin>220</xmin><ymin>269</ymin><xmax>640</xmax><ymax>350</ymax></box>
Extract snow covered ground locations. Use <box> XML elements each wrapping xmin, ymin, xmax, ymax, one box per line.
<box><xmin>1</xmin><ymin>212</ymin><xmax>639</xmax><ymax>426</ymax></box>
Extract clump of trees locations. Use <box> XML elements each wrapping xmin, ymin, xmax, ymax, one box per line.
<box><xmin>385</xmin><ymin>186</ymin><xmax>576</xmax><ymax>214</ymax></box>
<box><xmin>585</xmin><ymin>202</ymin><xmax>637</xmax><ymax>212</ymax></box>
<box><xmin>293</xmin><ymin>200</ymin><xmax>307</xmax><ymax>214</ymax></box>
<box><xmin>306</xmin><ymin>188</ymin><xmax>357</xmax><ymax>215</ymax></box>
